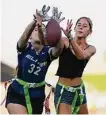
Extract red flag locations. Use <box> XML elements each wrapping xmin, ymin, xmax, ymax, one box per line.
<box><xmin>45</xmin><ymin>89</ymin><xmax>52</xmax><ymax>114</ymax></box>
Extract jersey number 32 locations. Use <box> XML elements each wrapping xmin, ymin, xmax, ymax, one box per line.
<box><xmin>28</xmin><ymin>64</ymin><xmax>41</xmax><ymax>75</ymax></box>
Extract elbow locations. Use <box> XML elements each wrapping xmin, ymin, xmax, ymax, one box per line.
<box><xmin>57</xmin><ymin>48</ymin><xmax>63</xmax><ymax>56</ymax></box>
<box><xmin>54</xmin><ymin>47</ymin><xmax>63</xmax><ymax>57</ymax></box>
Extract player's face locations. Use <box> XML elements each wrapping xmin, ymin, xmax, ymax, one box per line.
<box><xmin>75</xmin><ymin>18</ymin><xmax>91</xmax><ymax>38</ymax></box>
<box><xmin>31</xmin><ymin>24</ymin><xmax>46</xmax><ymax>41</ymax></box>
<box><xmin>31</xmin><ymin>25</ymin><xmax>46</xmax><ymax>49</ymax></box>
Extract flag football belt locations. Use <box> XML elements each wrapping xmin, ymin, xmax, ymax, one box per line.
<box><xmin>0</xmin><ymin>78</ymin><xmax>52</xmax><ymax>114</ymax></box>
<box><xmin>56</xmin><ymin>82</ymin><xmax>84</xmax><ymax>114</ymax></box>
<box><xmin>15</xmin><ymin>78</ymin><xmax>45</xmax><ymax>114</ymax></box>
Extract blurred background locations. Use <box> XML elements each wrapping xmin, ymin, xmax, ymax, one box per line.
<box><xmin>1</xmin><ymin>0</ymin><xmax>106</xmax><ymax>114</ymax></box>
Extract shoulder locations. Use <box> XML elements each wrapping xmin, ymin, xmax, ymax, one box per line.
<box><xmin>61</xmin><ymin>37</ymin><xmax>69</xmax><ymax>48</ymax></box>
<box><xmin>86</xmin><ymin>45</ymin><xmax>96</xmax><ymax>56</ymax></box>
<box><xmin>42</xmin><ymin>45</ymin><xmax>52</xmax><ymax>55</ymax></box>
<box><xmin>17</xmin><ymin>42</ymin><xmax>31</xmax><ymax>53</ymax></box>
<box><xmin>89</xmin><ymin>45</ymin><xmax>96</xmax><ymax>52</ymax></box>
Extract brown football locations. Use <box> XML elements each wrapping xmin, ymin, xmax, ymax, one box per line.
<box><xmin>45</xmin><ymin>19</ymin><xmax>61</xmax><ymax>46</ymax></box>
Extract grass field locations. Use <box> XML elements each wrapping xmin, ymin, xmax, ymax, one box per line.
<box><xmin>82</xmin><ymin>74</ymin><xmax>106</xmax><ymax>92</ymax></box>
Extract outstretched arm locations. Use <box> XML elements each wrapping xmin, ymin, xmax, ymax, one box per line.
<box><xmin>34</xmin><ymin>8</ymin><xmax>49</xmax><ymax>45</ymax></box>
<box><xmin>51</xmin><ymin>38</ymin><xmax>64</xmax><ymax>57</ymax></box>
<box><xmin>49</xmin><ymin>7</ymin><xmax>65</xmax><ymax>57</ymax></box>
<box><xmin>69</xmin><ymin>39</ymin><xmax>96</xmax><ymax>59</ymax></box>
<box><xmin>18</xmin><ymin>20</ymin><xmax>36</xmax><ymax>49</ymax></box>
<box><xmin>62</xmin><ymin>19</ymin><xmax>96</xmax><ymax>59</ymax></box>
<box><xmin>37</xmin><ymin>24</ymin><xmax>47</xmax><ymax>45</ymax></box>
<box><xmin>38</xmin><ymin>24</ymin><xmax>48</xmax><ymax>45</ymax></box>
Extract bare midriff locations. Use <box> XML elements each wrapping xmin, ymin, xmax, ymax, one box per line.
<box><xmin>58</xmin><ymin>77</ymin><xmax>82</xmax><ymax>86</ymax></box>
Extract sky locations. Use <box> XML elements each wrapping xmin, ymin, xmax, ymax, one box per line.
<box><xmin>1</xmin><ymin>0</ymin><xmax>106</xmax><ymax>72</ymax></box>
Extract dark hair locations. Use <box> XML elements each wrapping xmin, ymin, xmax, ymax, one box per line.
<box><xmin>75</xmin><ymin>17</ymin><xmax>93</xmax><ymax>31</ymax></box>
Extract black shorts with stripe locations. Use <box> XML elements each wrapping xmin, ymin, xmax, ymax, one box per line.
<box><xmin>5</xmin><ymin>85</ymin><xmax>45</xmax><ymax>114</ymax></box>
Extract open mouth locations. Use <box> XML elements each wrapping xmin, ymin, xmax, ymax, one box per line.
<box><xmin>35</xmin><ymin>41</ymin><xmax>40</xmax><ymax>44</ymax></box>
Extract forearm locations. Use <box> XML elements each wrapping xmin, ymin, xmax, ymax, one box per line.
<box><xmin>69</xmin><ymin>39</ymin><xmax>84</xmax><ymax>59</ymax></box>
<box><xmin>18</xmin><ymin>21</ymin><xmax>36</xmax><ymax>48</ymax></box>
<box><xmin>52</xmin><ymin>38</ymin><xmax>64</xmax><ymax>57</ymax></box>
<box><xmin>38</xmin><ymin>24</ymin><xmax>47</xmax><ymax>45</ymax></box>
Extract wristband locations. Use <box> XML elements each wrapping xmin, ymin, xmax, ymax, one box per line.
<box><xmin>37</xmin><ymin>23</ymin><xmax>42</xmax><ymax>28</ymax></box>
<box><xmin>68</xmin><ymin>37</ymin><xmax>73</xmax><ymax>40</ymax></box>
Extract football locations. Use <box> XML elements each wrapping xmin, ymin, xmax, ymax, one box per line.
<box><xmin>45</xmin><ymin>19</ymin><xmax>61</xmax><ymax>46</ymax></box>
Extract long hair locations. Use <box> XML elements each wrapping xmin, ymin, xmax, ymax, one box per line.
<box><xmin>12</xmin><ymin>66</ymin><xmax>18</xmax><ymax>76</ymax></box>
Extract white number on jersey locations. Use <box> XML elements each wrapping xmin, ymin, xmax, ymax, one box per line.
<box><xmin>28</xmin><ymin>64</ymin><xmax>41</xmax><ymax>75</ymax></box>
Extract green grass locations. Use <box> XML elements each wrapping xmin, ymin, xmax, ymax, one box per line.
<box><xmin>82</xmin><ymin>74</ymin><xmax>106</xmax><ymax>92</ymax></box>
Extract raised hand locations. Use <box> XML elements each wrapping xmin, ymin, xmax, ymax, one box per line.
<box><xmin>61</xmin><ymin>19</ymin><xmax>73</xmax><ymax>39</ymax></box>
<box><xmin>33</xmin><ymin>9</ymin><xmax>43</xmax><ymax>26</ymax></box>
<box><xmin>51</xmin><ymin>7</ymin><xmax>65</xmax><ymax>23</ymax></box>
<box><xmin>37</xmin><ymin>5</ymin><xmax>51</xmax><ymax>22</ymax></box>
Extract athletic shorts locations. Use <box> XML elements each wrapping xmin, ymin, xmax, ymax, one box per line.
<box><xmin>54</xmin><ymin>83</ymin><xmax>87</xmax><ymax>107</ymax></box>
<box><xmin>5</xmin><ymin>85</ymin><xmax>45</xmax><ymax>114</ymax></box>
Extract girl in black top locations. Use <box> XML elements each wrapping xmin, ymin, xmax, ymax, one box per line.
<box><xmin>54</xmin><ymin>17</ymin><xmax>96</xmax><ymax>114</ymax></box>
